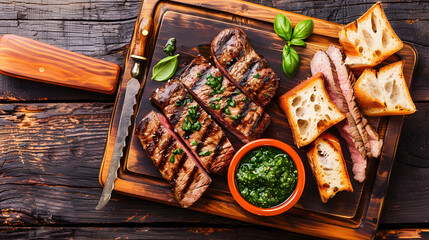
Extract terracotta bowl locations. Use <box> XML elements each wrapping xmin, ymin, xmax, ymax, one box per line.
<box><xmin>227</xmin><ymin>138</ymin><xmax>305</xmax><ymax>216</ymax></box>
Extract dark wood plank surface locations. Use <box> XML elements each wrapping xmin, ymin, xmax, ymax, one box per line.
<box><xmin>0</xmin><ymin>0</ymin><xmax>428</xmax><ymax>239</ymax></box>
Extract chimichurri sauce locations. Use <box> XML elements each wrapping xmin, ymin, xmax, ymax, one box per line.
<box><xmin>235</xmin><ymin>146</ymin><xmax>298</xmax><ymax>208</ymax></box>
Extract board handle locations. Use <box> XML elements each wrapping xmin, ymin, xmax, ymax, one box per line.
<box><xmin>0</xmin><ymin>34</ymin><xmax>120</xmax><ymax>95</ymax></box>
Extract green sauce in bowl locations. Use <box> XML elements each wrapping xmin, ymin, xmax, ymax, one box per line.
<box><xmin>235</xmin><ymin>146</ymin><xmax>298</xmax><ymax>208</ymax></box>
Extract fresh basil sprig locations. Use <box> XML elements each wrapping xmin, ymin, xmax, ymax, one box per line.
<box><xmin>289</xmin><ymin>38</ymin><xmax>306</xmax><ymax>47</ymax></box>
<box><xmin>274</xmin><ymin>14</ymin><xmax>313</xmax><ymax>79</ymax></box>
<box><xmin>151</xmin><ymin>54</ymin><xmax>179</xmax><ymax>81</ymax></box>
<box><xmin>292</xmin><ymin>20</ymin><xmax>314</xmax><ymax>40</ymax></box>
<box><xmin>282</xmin><ymin>46</ymin><xmax>300</xmax><ymax>79</ymax></box>
<box><xmin>274</xmin><ymin>13</ymin><xmax>292</xmax><ymax>41</ymax></box>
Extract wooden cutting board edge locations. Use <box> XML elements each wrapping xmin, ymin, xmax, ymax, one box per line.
<box><xmin>98</xmin><ymin>1</ymin><xmax>418</xmax><ymax>239</ymax></box>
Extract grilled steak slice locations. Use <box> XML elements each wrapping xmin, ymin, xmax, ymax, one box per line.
<box><xmin>311</xmin><ymin>50</ymin><xmax>368</xmax><ymax>182</ymax></box>
<box><xmin>135</xmin><ymin>111</ymin><xmax>211</xmax><ymax>208</ymax></box>
<box><xmin>325</xmin><ymin>45</ymin><xmax>383</xmax><ymax>158</ymax></box>
<box><xmin>211</xmin><ymin>27</ymin><xmax>280</xmax><ymax>107</ymax></box>
<box><xmin>180</xmin><ymin>56</ymin><xmax>271</xmax><ymax>143</ymax></box>
<box><xmin>151</xmin><ymin>80</ymin><xmax>235</xmax><ymax>174</ymax></box>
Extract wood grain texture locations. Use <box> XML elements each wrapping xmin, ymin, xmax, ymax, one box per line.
<box><xmin>0</xmin><ymin>0</ymin><xmax>141</xmax><ymax>21</ymax></box>
<box><xmin>125</xmin><ymin>7</ymin><xmax>377</xmax><ymax>217</ymax></box>
<box><xmin>1</xmin><ymin>102</ymin><xmax>428</xmax><ymax>239</ymax></box>
<box><xmin>377</xmin><ymin>228</ymin><xmax>429</xmax><ymax>240</ymax></box>
<box><xmin>100</xmin><ymin>1</ymin><xmax>416</xmax><ymax>239</ymax></box>
<box><xmin>0</xmin><ymin>35</ymin><xmax>120</xmax><ymax>94</ymax></box>
<box><xmin>380</xmin><ymin>103</ymin><xmax>429</xmax><ymax>224</ymax></box>
<box><xmin>0</xmin><ymin>0</ymin><xmax>428</xmax><ymax>240</ymax></box>
<box><xmin>0</xmin><ymin>226</ymin><xmax>322</xmax><ymax>240</ymax></box>
<box><xmin>0</xmin><ymin>103</ymin><xmax>239</xmax><ymax>226</ymax></box>
<box><xmin>0</xmin><ymin>0</ymin><xmax>427</xmax><ymax>101</ymax></box>
<box><xmin>0</xmin><ymin>0</ymin><xmax>137</xmax><ymax>101</ymax></box>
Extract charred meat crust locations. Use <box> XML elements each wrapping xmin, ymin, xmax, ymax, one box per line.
<box><xmin>150</xmin><ymin>80</ymin><xmax>235</xmax><ymax>175</ymax></box>
<box><xmin>135</xmin><ymin>111</ymin><xmax>211</xmax><ymax>208</ymax></box>
<box><xmin>180</xmin><ymin>56</ymin><xmax>271</xmax><ymax>143</ymax></box>
<box><xmin>211</xmin><ymin>27</ymin><xmax>280</xmax><ymax>108</ymax></box>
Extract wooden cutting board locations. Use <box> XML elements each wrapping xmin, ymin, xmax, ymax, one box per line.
<box><xmin>99</xmin><ymin>0</ymin><xmax>417</xmax><ymax>239</ymax></box>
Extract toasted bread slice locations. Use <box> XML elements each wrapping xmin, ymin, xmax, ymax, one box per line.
<box><xmin>279</xmin><ymin>73</ymin><xmax>346</xmax><ymax>147</ymax></box>
<box><xmin>306</xmin><ymin>132</ymin><xmax>353</xmax><ymax>203</ymax></box>
<box><xmin>339</xmin><ymin>2</ymin><xmax>403</xmax><ymax>72</ymax></box>
<box><xmin>354</xmin><ymin>60</ymin><xmax>416</xmax><ymax>116</ymax></box>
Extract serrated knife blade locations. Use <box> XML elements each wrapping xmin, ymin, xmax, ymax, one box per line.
<box><xmin>95</xmin><ymin>77</ymin><xmax>140</xmax><ymax>210</ymax></box>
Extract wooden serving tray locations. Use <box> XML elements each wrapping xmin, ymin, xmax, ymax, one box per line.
<box><xmin>99</xmin><ymin>0</ymin><xmax>417</xmax><ymax>239</ymax></box>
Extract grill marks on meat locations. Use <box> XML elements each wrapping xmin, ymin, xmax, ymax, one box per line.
<box><xmin>180</xmin><ymin>56</ymin><xmax>271</xmax><ymax>143</ymax></box>
<box><xmin>151</xmin><ymin>80</ymin><xmax>235</xmax><ymax>174</ymax></box>
<box><xmin>325</xmin><ymin>45</ymin><xmax>383</xmax><ymax>158</ymax></box>
<box><xmin>211</xmin><ymin>27</ymin><xmax>280</xmax><ymax>107</ymax></box>
<box><xmin>311</xmin><ymin>50</ymin><xmax>367</xmax><ymax>182</ymax></box>
<box><xmin>135</xmin><ymin>111</ymin><xmax>211</xmax><ymax>208</ymax></box>
<box><xmin>311</xmin><ymin>46</ymin><xmax>385</xmax><ymax>182</ymax></box>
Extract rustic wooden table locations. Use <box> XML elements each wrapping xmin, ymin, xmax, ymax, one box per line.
<box><xmin>0</xmin><ymin>0</ymin><xmax>428</xmax><ymax>239</ymax></box>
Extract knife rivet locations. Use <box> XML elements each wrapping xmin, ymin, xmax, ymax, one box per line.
<box><xmin>142</xmin><ymin>29</ymin><xmax>149</xmax><ymax>36</ymax></box>
<box><xmin>130</xmin><ymin>55</ymin><xmax>147</xmax><ymax>79</ymax></box>
<box><xmin>39</xmin><ymin>67</ymin><xmax>44</xmax><ymax>73</ymax></box>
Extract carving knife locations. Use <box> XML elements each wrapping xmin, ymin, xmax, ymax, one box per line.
<box><xmin>95</xmin><ymin>54</ymin><xmax>146</xmax><ymax>210</ymax></box>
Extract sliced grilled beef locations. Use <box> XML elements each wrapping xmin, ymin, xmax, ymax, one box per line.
<box><xmin>211</xmin><ymin>27</ymin><xmax>280</xmax><ymax>107</ymax></box>
<box><xmin>325</xmin><ymin>45</ymin><xmax>383</xmax><ymax>158</ymax></box>
<box><xmin>180</xmin><ymin>56</ymin><xmax>271</xmax><ymax>143</ymax></box>
<box><xmin>151</xmin><ymin>80</ymin><xmax>235</xmax><ymax>174</ymax></box>
<box><xmin>135</xmin><ymin>111</ymin><xmax>211</xmax><ymax>208</ymax></box>
<box><xmin>311</xmin><ymin>50</ymin><xmax>368</xmax><ymax>182</ymax></box>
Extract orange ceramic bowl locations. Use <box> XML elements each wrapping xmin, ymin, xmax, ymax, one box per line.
<box><xmin>227</xmin><ymin>138</ymin><xmax>305</xmax><ymax>216</ymax></box>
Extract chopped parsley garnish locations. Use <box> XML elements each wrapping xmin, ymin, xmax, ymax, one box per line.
<box><xmin>198</xmin><ymin>150</ymin><xmax>212</xmax><ymax>156</ymax></box>
<box><xmin>222</xmin><ymin>97</ymin><xmax>237</xmax><ymax>115</ymax></box>
<box><xmin>226</xmin><ymin>98</ymin><xmax>237</xmax><ymax>108</ymax></box>
<box><xmin>182</xmin><ymin>105</ymin><xmax>201</xmax><ymax>133</ymax></box>
<box><xmin>163</xmin><ymin>38</ymin><xmax>176</xmax><ymax>56</ymax></box>
<box><xmin>170</xmin><ymin>148</ymin><xmax>184</xmax><ymax>163</ymax></box>
<box><xmin>229</xmin><ymin>114</ymin><xmax>242</xmax><ymax>120</ymax></box>
<box><xmin>224</xmin><ymin>108</ymin><xmax>231</xmax><ymax>115</ymax></box>
<box><xmin>205</xmin><ymin>73</ymin><xmax>225</xmax><ymax>96</ymax></box>
<box><xmin>210</xmin><ymin>96</ymin><xmax>223</xmax><ymax>110</ymax></box>
<box><xmin>210</xmin><ymin>103</ymin><xmax>221</xmax><ymax>110</ymax></box>
<box><xmin>197</xmin><ymin>73</ymin><xmax>202</xmax><ymax>78</ymax></box>
<box><xmin>210</xmin><ymin>97</ymin><xmax>222</xmax><ymax>102</ymax></box>
<box><xmin>242</xmin><ymin>97</ymin><xmax>250</xmax><ymax>102</ymax></box>
<box><xmin>253</xmin><ymin>73</ymin><xmax>261</xmax><ymax>79</ymax></box>
<box><xmin>175</xmin><ymin>94</ymin><xmax>193</xmax><ymax>106</ymax></box>
<box><xmin>191</xmin><ymin>140</ymin><xmax>198</xmax><ymax>146</ymax></box>
<box><xmin>173</xmin><ymin>148</ymin><xmax>184</xmax><ymax>155</ymax></box>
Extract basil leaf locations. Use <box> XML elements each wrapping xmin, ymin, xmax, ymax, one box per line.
<box><xmin>289</xmin><ymin>38</ymin><xmax>306</xmax><ymax>47</ymax></box>
<box><xmin>274</xmin><ymin>13</ymin><xmax>292</xmax><ymax>41</ymax></box>
<box><xmin>151</xmin><ymin>54</ymin><xmax>179</xmax><ymax>81</ymax></box>
<box><xmin>292</xmin><ymin>20</ymin><xmax>313</xmax><ymax>40</ymax></box>
<box><xmin>282</xmin><ymin>46</ymin><xmax>300</xmax><ymax>79</ymax></box>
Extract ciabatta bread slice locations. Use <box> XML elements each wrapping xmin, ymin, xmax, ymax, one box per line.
<box><xmin>306</xmin><ymin>132</ymin><xmax>353</xmax><ymax>203</ymax></box>
<box><xmin>339</xmin><ymin>2</ymin><xmax>403</xmax><ymax>72</ymax></box>
<box><xmin>354</xmin><ymin>60</ymin><xmax>416</xmax><ymax>116</ymax></box>
<box><xmin>279</xmin><ymin>73</ymin><xmax>346</xmax><ymax>147</ymax></box>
